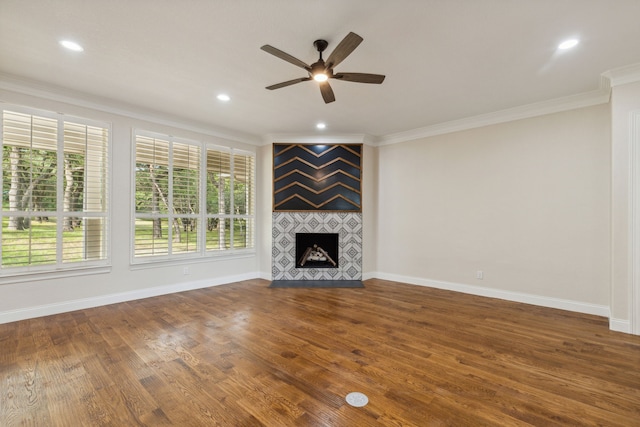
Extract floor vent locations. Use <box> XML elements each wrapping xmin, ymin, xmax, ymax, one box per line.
<box><xmin>345</xmin><ymin>392</ymin><xmax>368</xmax><ymax>407</ymax></box>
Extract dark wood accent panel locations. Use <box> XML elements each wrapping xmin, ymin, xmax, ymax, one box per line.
<box><xmin>273</xmin><ymin>143</ymin><xmax>362</xmax><ymax>211</ymax></box>
<box><xmin>2</xmin><ymin>279</ymin><xmax>640</xmax><ymax>426</ymax></box>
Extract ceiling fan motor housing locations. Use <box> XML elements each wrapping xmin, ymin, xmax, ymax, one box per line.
<box><xmin>311</xmin><ymin>61</ymin><xmax>329</xmax><ymax>78</ymax></box>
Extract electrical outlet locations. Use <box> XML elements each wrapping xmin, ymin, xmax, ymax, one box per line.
<box><xmin>476</xmin><ymin>270</ymin><xmax>483</xmax><ymax>280</ymax></box>
<box><xmin>183</xmin><ymin>267</ymin><xmax>190</xmax><ymax>275</ymax></box>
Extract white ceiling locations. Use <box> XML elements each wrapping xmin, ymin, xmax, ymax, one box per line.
<box><xmin>1</xmin><ymin>0</ymin><xmax>640</xmax><ymax>145</ymax></box>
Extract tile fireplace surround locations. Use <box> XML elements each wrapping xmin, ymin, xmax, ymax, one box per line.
<box><xmin>272</xmin><ymin>212</ymin><xmax>362</xmax><ymax>281</ymax></box>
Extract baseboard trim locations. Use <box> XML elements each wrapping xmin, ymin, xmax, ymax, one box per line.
<box><xmin>609</xmin><ymin>318</ymin><xmax>632</xmax><ymax>334</ymax></box>
<box><xmin>258</xmin><ymin>271</ymin><xmax>272</xmax><ymax>281</ymax></box>
<box><xmin>0</xmin><ymin>272</ymin><xmax>260</xmax><ymax>324</ymax></box>
<box><xmin>361</xmin><ymin>271</ymin><xmax>376</xmax><ymax>281</ymax></box>
<box><xmin>3</xmin><ymin>271</ymin><xmax>620</xmax><ymax>331</ymax></box>
<box><xmin>372</xmin><ymin>272</ymin><xmax>611</xmax><ymax>318</ymax></box>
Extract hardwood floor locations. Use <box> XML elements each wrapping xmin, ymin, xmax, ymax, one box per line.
<box><xmin>1</xmin><ymin>278</ymin><xmax>640</xmax><ymax>426</ymax></box>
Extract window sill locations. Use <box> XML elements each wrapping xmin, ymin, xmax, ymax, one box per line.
<box><xmin>0</xmin><ymin>264</ymin><xmax>112</xmax><ymax>285</ymax></box>
<box><xmin>129</xmin><ymin>249</ymin><xmax>256</xmax><ymax>270</ymax></box>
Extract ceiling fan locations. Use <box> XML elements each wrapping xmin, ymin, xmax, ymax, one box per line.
<box><xmin>260</xmin><ymin>32</ymin><xmax>385</xmax><ymax>104</ymax></box>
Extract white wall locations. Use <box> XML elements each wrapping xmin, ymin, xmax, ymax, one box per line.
<box><xmin>0</xmin><ymin>84</ymin><xmax>625</xmax><ymax>329</ymax></box>
<box><xmin>0</xmin><ymin>89</ymin><xmax>260</xmax><ymax>323</ymax></box>
<box><xmin>257</xmin><ymin>144</ymin><xmax>273</xmax><ymax>279</ymax></box>
<box><xmin>362</xmin><ymin>144</ymin><xmax>378</xmax><ymax>277</ymax></box>
<box><xmin>376</xmin><ymin>104</ymin><xmax>611</xmax><ymax>314</ymax></box>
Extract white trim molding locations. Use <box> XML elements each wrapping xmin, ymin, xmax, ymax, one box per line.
<box><xmin>378</xmin><ymin>86</ymin><xmax>611</xmax><ymax>146</ymax></box>
<box><xmin>263</xmin><ymin>83</ymin><xmax>613</xmax><ymax>147</ymax></box>
<box><xmin>258</xmin><ymin>271</ymin><xmax>272</xmax><ymax>281</ymax></box>
<box><xmin>361</xmin><ymin>271</ymin><xmax>377</xmax><ymax>281</ymax></box>
<box><xmin>373</xmin><ymin>272</ymin><xmax>611</xmax><ymax>318</ymax></box>
<box><xmin>0</xmin><ymin>72</ymin><xmax>261</xmax><ymax>146</ymax></box>
<box><xmin>610</xmin><ymin>318</ymin><xmax>631</xmax><ymax>334</ymax></box>
<box><xmin>264</xmin><ymin>133</ymin><xmax>374</xmax><ymax>145</ymax></box>
<box><xmin>602</xmin><ymin>62</ymin><xmax>640</xmax><ymax>87</ymax></box>
<box><xmin>631</xmin><ymin>111</ymin><xmax>640</xmax><ymax>335</ymax></box>
<box><xmin>0</xmin><ymin>272</ymin><xmax>260</xmax><ymax>324</ymax></box>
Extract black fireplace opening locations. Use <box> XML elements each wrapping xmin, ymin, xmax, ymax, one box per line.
<box><xmin>295</xmin><ymin>233</ymin><xmax>339</xmax><ymax>269</ymax></box>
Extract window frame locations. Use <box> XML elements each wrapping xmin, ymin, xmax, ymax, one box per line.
<box><xmin>0</xmin><ymin>104</ymin><xmax>112</xmax><ymax>279</ymax></box>
<box><xmin>131</xmin><ymin>129</ymin><xmax>255</xmax><ymax>265</ymax></box>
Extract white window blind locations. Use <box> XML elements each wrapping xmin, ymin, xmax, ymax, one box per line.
<box><xmin>231</xmin><ymin>152</ymin><xmax>255</xmax><ymax>250</ymax></box>
<box><xmin>133</xmin><ymin>131</ymin><xmax>254</xmax><ymax>261</ymax></box>
<box><xmin>1</xmin><ymin>107</ymin><xmax>110</xmax><ymax>271</ymax></box>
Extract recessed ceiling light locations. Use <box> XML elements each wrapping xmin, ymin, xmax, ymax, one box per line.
<box><xmin>60</xmin><ymin>40</ymin><xmax>84</xmax><ymax>52</ymax></box>
<box><xmin>217</xmin><ymin>94</ymin><xmax>231</xmax><ymax>102</ymax></box>
<box><xmin>558</xmin><ymin>39</ymin><xmax>579</xmax><ymax>50</ymax></box>
<box><xmin>316</xmin><ymin>122</ymin><xmax>326</xmax><ymax>130</ymax></box>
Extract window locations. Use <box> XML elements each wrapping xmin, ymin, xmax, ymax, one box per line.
<box><xmin>1</xmin><ymin>107</ymin><xmax>110</xmax><ymax>273</ymax></box>
<box><xmin>133</xmin><ymin>131</ymin><xmax>254</xmax><ymax>261</ymax></box>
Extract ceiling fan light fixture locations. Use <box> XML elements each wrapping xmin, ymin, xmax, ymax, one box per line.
<box><xmin>310</xmin><ymin>60</ymin><xmax>328</xmax><ymax>82</ymax></box>
<box><xmin>313</xmin><ymin>72</ymin><xmax>328</xmax><ymax>82</ymax></box>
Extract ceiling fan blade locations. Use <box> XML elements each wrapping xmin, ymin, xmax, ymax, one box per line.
<box><xmin>319</xmin><ymin>81</ymin><xmax>335</xmax><ymax>103</ymax></box>
<box><xmin>333</xmin><ymin>72</ymin><xmax>386</xmax><ymax>84</ymax></box>
<box><xmin>325</xmin><ymin>32</ymin><xmax>363</xmax><ymax>69</ymax></box>
<box><xmin>261</xmin><ymin>45</ymin><xmax>311</xmax><ymax>71</ymax></box>
<box><xmin>266</xmin><ymin>77</ymin><xmax>312</xmax><ymax>90</ymax></box>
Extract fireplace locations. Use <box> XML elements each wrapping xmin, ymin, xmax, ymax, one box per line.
<box><xmin>272</xmin><ymin>212</ymin><xmax>361</xmax><ymax>281</ymax></box>
<box><xmin>295</xmin><ymin>233</ymin><xmax>339</xmax><ymax>269</ymax></box>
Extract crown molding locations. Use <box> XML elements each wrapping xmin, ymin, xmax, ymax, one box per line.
<box><xmin>0</xmin><ymin>72</ymin><xmax>262</xmax><ymax>146</ymax></box>
<box><xmin>5</xmin><ymin>65</ymin><xmax>634</xmax><ymax>149</ymax></box>
<box><xmin>602</xmin><ymin>62</ymin><xmax>640</xmax><ymax>87</ymax></box>
<box><xmin>377</xmin><ymin>85</ymin><xmax>611</xmax><ymax>146</ymax></box>
<box><xmin>264</xmin><ymin>79</ymin><xmax>614</xmax><ymax>147</ymax></box>
<box><xmin>263</xmin><ymin>133</ymin><xmax>376</xmax><ymax>145</ymax></box>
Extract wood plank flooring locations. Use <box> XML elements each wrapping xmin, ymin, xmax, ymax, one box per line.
<box><xmin>1</xmin><ymin>278</ymin><xmax>640</xmax><ymax>426</ymax></box>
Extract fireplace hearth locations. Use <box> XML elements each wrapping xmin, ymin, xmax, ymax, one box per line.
<box><xmin>296</xmin><ymin>233</ymin><xmax>339</xmax><ymax>269</ymax></box>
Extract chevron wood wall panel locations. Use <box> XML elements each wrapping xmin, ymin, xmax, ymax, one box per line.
<box><xmin>273</xmin><ymin>143</ymin><xmax>362</xmax><ymax>211</ymax></box>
